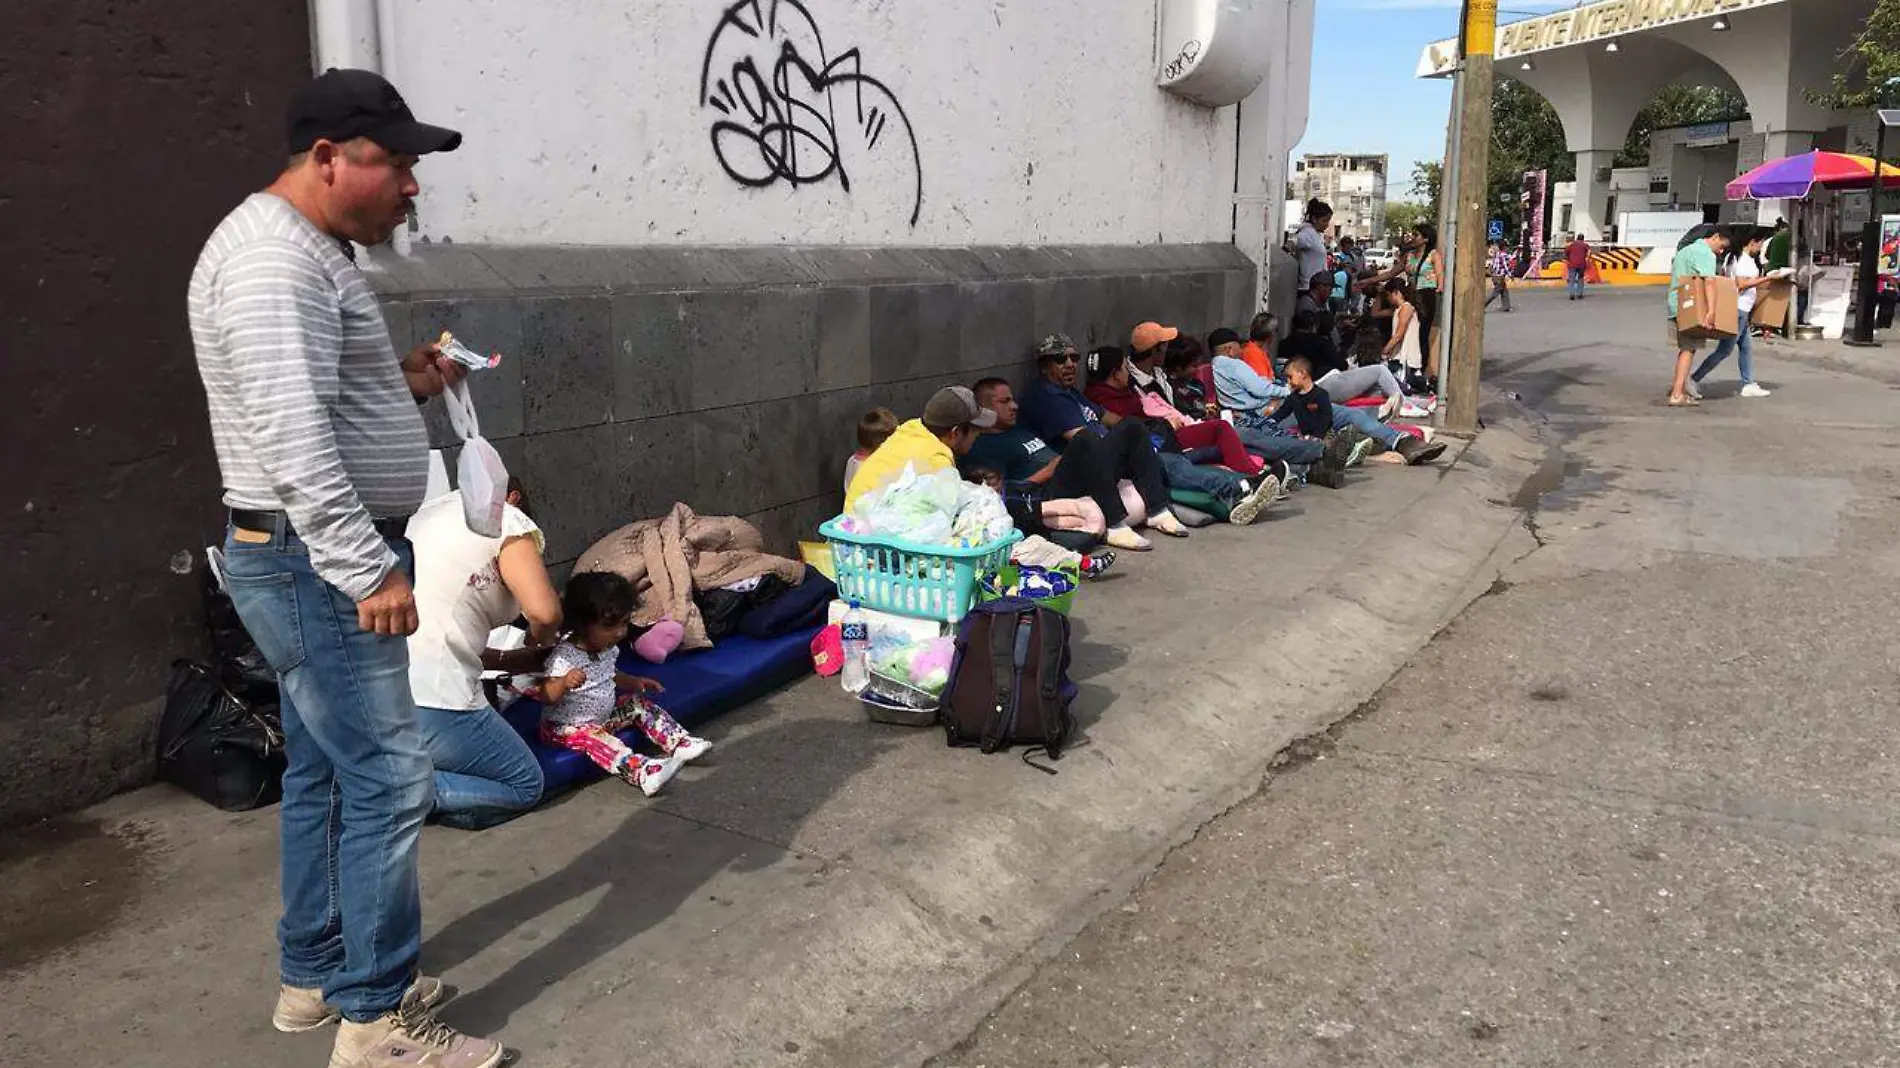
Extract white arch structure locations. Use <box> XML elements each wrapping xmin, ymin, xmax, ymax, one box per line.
<box><xmin>1417</xmin><ymin>0</ymin><xmax>1877</xmax><ymax>236</ymax></box>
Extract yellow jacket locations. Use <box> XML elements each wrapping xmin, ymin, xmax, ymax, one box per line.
<box><xmin>844</xmin><ymin>419</ymin><xmax>953</xmax><ymax>513</ymax></box>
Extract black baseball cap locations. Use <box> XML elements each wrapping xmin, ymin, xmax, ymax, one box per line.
<box><xmin>288</xmin><ymin>68</ymin><xmax>462</xmax><ymax>156</ymax></box>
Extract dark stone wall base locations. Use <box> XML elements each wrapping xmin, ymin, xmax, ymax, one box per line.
<box><xmin>371</xmin><ymin>243</ymin><xmax>1259</xmax><ymax>570</ymax></box>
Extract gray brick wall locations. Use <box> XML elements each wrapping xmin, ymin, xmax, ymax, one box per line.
<box><xmin>377</xmin><ymin>244</ymin><xmax>1259</xmax><ymax>573</ymax></box>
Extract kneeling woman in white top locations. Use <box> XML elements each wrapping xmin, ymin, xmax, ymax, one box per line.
<box><xmin>407</xmin><ymin>479</ymin><xmax>562</xmax><ymax>829</ymax></box>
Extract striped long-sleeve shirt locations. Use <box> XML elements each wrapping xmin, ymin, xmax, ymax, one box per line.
<box><xmin>188</xmin><ymin>193</ymin><xmax>429</xmax><ymax>601</ymax></box>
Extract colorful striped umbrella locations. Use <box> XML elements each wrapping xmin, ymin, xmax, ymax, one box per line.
<box><xmin>1725</xmin><ymin>150</ymin><xmax>1900</xmax><ymax>200</ymax></box>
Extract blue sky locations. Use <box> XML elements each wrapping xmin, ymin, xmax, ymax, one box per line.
<box><xmin>1295</xmin><ymin>0</ymin><xmax>1571</xmax><ymax>200</ymax></box>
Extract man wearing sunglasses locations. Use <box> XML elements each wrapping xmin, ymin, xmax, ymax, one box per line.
<box><xmin>1006</xmin><ymin>333</ymin><xmax>1189</xmax><ymax>547</ymax></box>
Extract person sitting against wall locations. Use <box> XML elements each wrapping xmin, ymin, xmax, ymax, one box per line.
<box><xmin>1296</xmin><ymin>272</ymin><xmax>1334</xmax><ymax>317</ymax></box>
<box><xmin>1095</xmin><ymin>334</ymin><xmax>1268</xmax><ymax>477</ymax></box>
<box><xmin>1157</xmin><ymin>332</ymin><xmax>1322</xmax><ymax>477</ymax></box>
<box><xmin>970</xmin><ymin>358</ymin><xmax>1176</xmax><ymax>551</ymax></box>
<box><xmin>843</xmin><ymin>407</ymin><xmax>898</xmax><ymax>497</ymax></box>
<box><xmin>1240</xmin><ymin>312</ymin><xmax>1278</xmax><ymax>379</ymax></box>
<box><xmin>406</xmin><ymin>477</ymin><xmax>558</xmax><ymax>830</ymax></box>
<box><xmin>1214</xmin><ymin>332</ymin><xmax>1443</xmax><ymax>467</ymax></box>
<box><xmin>1277</xmin><ymin>311</ymin><xmax>1406</xmax><ymax>419</ymax></box>
<box><xmin>1080</xmin><ymin>345</ymin><xmax>1282</xmax><ymax>527</ymax></box>
<box><xmin>844</xmin><ymin>386</ymin><xmax>995</xmax><ymax>512</ymax></box>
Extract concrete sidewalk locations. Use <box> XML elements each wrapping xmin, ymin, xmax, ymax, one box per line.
<box><xmin>1758</xmin><ymin>330</ymin><xmax>1900</xmax><ymax>386</ymax></box>
<box><xmin>1</xmin><ymin>415</ymin><xmax>1541</xmax><ymax>1068</ymax></box>
<box><xmin>937</xmin><ymin>284</ymin><xmax>1900</xmax><ymax>1068</ymax></box>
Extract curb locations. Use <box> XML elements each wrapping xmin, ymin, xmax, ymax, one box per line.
<box><xmin>819</xmin><ymin>403</ymin><xmax>1551</xmax><ymax>1067</ymax></box>
<box><xmin>1756</xmin><ymin>335</ymin><xmax>1900</xmax><ymax>387</ymax></box>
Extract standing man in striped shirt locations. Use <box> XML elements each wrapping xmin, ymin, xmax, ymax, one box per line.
<box><xmin>188</xmin><ymin>69</ymin><xmax>504</xmax><ymax>1068</ymax></box>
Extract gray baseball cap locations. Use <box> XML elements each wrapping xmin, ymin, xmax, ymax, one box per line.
<box><xmin>922</xmin><ymin>386</ymin><xmax>998</xmax><ymax>430</ymax></box>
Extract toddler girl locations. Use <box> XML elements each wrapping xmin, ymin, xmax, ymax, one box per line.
<box><xmin>538</xmin><ymin>571</ymin><xmax>712</xmax><ymax>797</ymax></box>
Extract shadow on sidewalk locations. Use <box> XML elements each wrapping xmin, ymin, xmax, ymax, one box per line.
<box><xmin>422</xmin><ymin>714</ymin><xmax>899</xmax><ymax>1030</ymax></box>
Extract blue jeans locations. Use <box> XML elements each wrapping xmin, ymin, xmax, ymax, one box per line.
<box><xmin>1332</xmin><ymin>405</ymin><xmax>1405</xmax><ymax>448</ymax></box>
<box><xmin>1233</xmin><ymin>423</ymin><xmax>1324</xmax><ymax>465</ymax></box>
<box><xmin>417</xmin><ymin>704</ymin><xmax>544</xmax><ymax>830</ymax></box>
<box><xmin>221</xmin><ymin>521</ymin><xmax>430</xmax><ymax>1022</ymax></box>
<box><xmin>1157</xmin><ymin>450</ymin><xmax>1246</xmax><ymax>503</ymax></box>
<box><xmin>1567</xmin><ymin>266</ymin><xmax>1586</xmax><ymax>297</ymax></box>
<box><xmin>1692</xmin><ymin>307</ymin><xmax>1754</xmax><ymax>384</ymax></box>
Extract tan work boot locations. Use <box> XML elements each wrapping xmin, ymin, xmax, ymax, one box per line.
<box><xmin>273</xmin><ymin>974</ymin><xmax>446</xmax><ymax>1033</ymax></box>
<box><xmin>328</xmin><ymin>986</ymin><xmax>504</xmax><ymax>1068</ymax></box>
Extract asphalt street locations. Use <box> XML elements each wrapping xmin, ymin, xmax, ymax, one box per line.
<box><xmin>936</xmin><ymin>285</ymin><xmax>1900</xmax><ymax>1067</ymax></box>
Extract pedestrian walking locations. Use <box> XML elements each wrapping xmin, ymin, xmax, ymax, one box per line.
<box><xmin>187</xmin><ymin>69</ymin><xmax>505</xmax><ymax>1068</ymax></box>
<box><xmin>1484</xmin><ymin>241</ymin><xmax>1513</xmax><ymax>312</ymax></box>
<box><xmin>1565</xmin><ymin>232</ymin><xmax>1591</xmax><ymax>299</ymax></box>
<box><xmin>1666</xmin><ymin>226</ymin><xmax>1732</xmax><ymax>407</ymax></box>
<box><xmin>1689</xmin><ymin>227</ymin><xmax>1773</xmax><ymax>399</ymax></box>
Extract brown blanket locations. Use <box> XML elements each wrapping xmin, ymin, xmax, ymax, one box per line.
<box><xmin>573</xmin><ymin>503</ymin><xmax>804</xmax><ymax>650</ymax></box>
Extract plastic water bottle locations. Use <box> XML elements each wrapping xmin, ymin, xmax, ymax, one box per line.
<box><xmin>840</xmin><ymin>601</ymin><xmax>870</xmax><ymax>694</ymax></box>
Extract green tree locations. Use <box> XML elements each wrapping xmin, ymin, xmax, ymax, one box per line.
<box><xmin>1812</xmin><ymin>0</ymin><xmax>1900</xmax><ymax>108</ymax></box>
<box><xmin>1486</xmin><ymin>77</ymin><xmax>1573</xmax><ymax>232</ymax></box>
<box><xmin>1410</xmin><ymin>161</ymin><xmax>1443</xmax><ymax>217</ymax></box>
<box><xmin>1385</xmin><ymin>200</ymin><xmax>1431</xmax><ymax>244</ymax></box>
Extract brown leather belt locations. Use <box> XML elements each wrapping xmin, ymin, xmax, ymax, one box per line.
<box><xmin>230</xmin><ymin>508</ymin><xmax>409</xmax><ymax>541</ymax></box>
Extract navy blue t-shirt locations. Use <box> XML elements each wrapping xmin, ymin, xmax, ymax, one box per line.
<box><xmin>963</xmin><ymin>427</ymin><xmax>1059</xmax><ymax>483</ymax></box>
<box><xmin>1018</xmin><ymin>377</ymin><xmax>1106</xmax><ymax>450</ymax></box>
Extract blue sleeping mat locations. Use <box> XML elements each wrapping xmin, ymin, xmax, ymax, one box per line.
<box><xmin>501</xmin><ymin>626</ymin><xmax>819</xmax><ymax>792</ymax></box>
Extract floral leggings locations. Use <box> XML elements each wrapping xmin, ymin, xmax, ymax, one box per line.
<box><xmin>539</xmin><ymin>695</ymin><xmax>693</xmax><ymax>775</ymax></box>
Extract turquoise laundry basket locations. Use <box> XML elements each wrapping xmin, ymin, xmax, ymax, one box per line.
<box><xmin>818</xmin><ymin>518</ymin><xmax>1020</xmax><ymax>623</ymax></box>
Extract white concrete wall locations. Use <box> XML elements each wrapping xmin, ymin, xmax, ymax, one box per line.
<box><xmin>382</xmin><ymin>0</ymin><xmax>1252</xmax><ymax>247</ymax></box>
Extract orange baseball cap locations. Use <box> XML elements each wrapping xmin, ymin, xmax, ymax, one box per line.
<box><xmin>1130</xmin><ymin>321</ymin><xmax>1179</xmax><ymax>354</ymax></box>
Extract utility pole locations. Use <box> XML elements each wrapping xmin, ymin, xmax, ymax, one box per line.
<box><xmin>1442</xmin><ymin>0</ymin><xmax>1497</xmax><ymax>434</ymax></box>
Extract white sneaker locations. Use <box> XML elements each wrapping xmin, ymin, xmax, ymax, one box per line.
<box><xmin>622</xmin><ymin>754</ymin><xmax>682</xmax><ymax>797</ymax></box>
<box><xmin>1739</xmin><ymin>382</ymin><xmax>1772</xmax><ymax>398</ymax></box>
<box><xmin>1227</xmin><ymin>475</ymin><xmax>1281</xmax><ymax>526</ymax></box>
<box><xmin>672</xmin><ymin>736</ymin><xmax>713</xmax><ymax>763</ymax></box>
<box><xmin>1685</xmin><ymin>379</ymin><xmax>1704</xmax><ymax>400</ymax></box>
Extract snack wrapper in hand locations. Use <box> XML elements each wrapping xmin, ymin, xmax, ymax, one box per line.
<box><xmin>438</xmin><ymin>330</ymin><xmax>503</xmax><ymax>371</ymax></box>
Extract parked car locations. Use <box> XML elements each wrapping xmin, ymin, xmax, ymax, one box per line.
<box><xmin>1363</xmin><ymin>246</ymin><xmax>1395</xmax><ymax>270</ymax></box>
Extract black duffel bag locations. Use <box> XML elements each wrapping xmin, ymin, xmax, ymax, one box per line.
<box><xmin>157</xmin><ymin>659</ymin><xmax>286</xmax><ymax>811</ymax></box>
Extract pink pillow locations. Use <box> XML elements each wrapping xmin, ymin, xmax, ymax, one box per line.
<box><xmin>633</xmin><ymin>618</ymin><xmax>685</xmax><ymax>663</ymax></box>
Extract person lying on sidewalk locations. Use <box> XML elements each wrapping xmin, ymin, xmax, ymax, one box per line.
<box><xmin>537</xmin><ymin>571</ymin><xmax>712</xmax><ymax>798</ymax></box>
<box><xmin>1273</xmin><ymin>356</ymin><xmax>1448</xmax><ymax>468</ymax></box>
<box><xmin>1009</xmin><ymin>334</ymin><xmax>1191</xmax><ymax>546</ymax></box>
<box><xmin>1082</xmin><ymin>345</ymin><xmax>1282</xmax><ymax>527</ymax></box>
<box><xmin>844</xmin><ymin>385</ymin><xmax>995</xmax><ymax>512</ymax></box>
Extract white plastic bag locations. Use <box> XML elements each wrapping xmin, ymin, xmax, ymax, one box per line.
<box><xmin>442</xmin><ymin>380</ymin><xmax>508</xmax><ymax>537</ymax></box>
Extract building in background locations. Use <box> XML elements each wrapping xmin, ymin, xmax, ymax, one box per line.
<box><xmin>1417</xmin><ymin>0</ymin><xmax>1878</xmax><ymax>240</ymax></box>
<box><xmin>1</xmin><ymin>0</ymin><xmax>1317</xmax><ymax>824</ymax></box>
<box><xmin>1291</xmin><ymin>153</ymin><xmax>1389</xmax><ymax>240</ymax></box>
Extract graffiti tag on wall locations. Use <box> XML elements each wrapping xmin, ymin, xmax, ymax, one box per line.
<box><xmin>1161</xmin><ymin>39</ymin><xmax>1202</xmax><ymax>81</ymax></box>
<box><xmin>698</xmin><ymin>0</ymin><xmax>923</xmax><ymax>226</ymax></box>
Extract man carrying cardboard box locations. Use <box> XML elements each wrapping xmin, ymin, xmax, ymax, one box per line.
<box><xmin>1668</xmin><ymin>226</ymin><xmax>1733</xmax><ymax>407</ymax></box>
